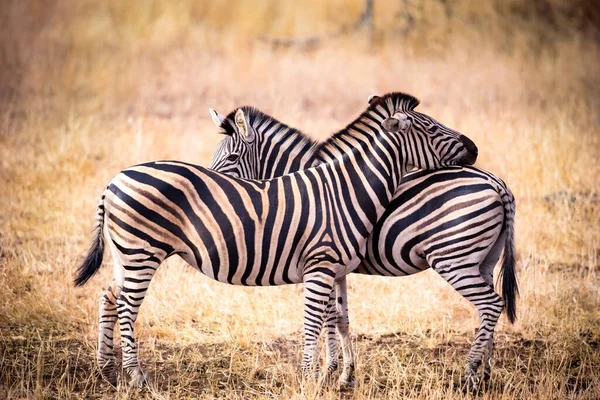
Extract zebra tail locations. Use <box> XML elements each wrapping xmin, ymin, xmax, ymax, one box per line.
<box><xmin>74</xmin><ymin>192</ymin><xmax>106</xmax><ymax>287</ymax></box>
<box><xmin>500</xmin><ymin>189</ymin><xmax>518</xmax><ymax>324</ymax></box>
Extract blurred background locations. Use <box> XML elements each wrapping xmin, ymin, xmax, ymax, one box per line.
<box><xmin>1</xmin><ymin>1</ymin><xmax>599</xmax><ymax>398</ymax></box>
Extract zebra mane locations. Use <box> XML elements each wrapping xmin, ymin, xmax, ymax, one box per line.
<box><xmin>315</xmin><ymin>92</ymin><xmax>420</xmax><ymax>158</ymax></box>
<box><xmin>216</xmin><ymin>92</ymin><xmax>419</xmax><ymax>163</ymax></box>
<box><xmin>368</xmin><ymin>91</ymin><xmax>420</xmax><ymax>112</ymax></box>
<box><xmin>218</xmin><ymin>105</ymin><xmax>317</xmax><ymax>147</ymax></box>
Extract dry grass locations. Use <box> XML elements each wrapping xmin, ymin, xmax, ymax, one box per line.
<box><xmin>1</xmin><ymin>1</ymin><xmax>599</xmax><ymax>399</ymax></box>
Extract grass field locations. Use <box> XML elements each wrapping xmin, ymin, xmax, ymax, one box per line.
<box><xmin>1</xmin><ymin>1</ymin><xmax>599</xmax><ymax>398</ymax></box>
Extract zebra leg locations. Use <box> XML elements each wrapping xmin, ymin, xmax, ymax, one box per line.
<box><xmin>301</xmin><ymin>268</ymin><xmax>336</xmax><ymax>379</ymax></box>
<box><xmin>324</xmin><ymin>290</ymin><xmax>339</xmax><ymax>376</ymax></box>
<box><xmin>335</xmin><ymin>277</ymin><xmax>355</xmax><ymax>389</ymax></box>
<box><xmin>116</xmin><ymin>268</ymin><xmax>159</xmax><ymax>388</ymax></box>
<box><xmin>110</xmin><ymin>239</ymin><xmax>164</xmax><ymax>388</ymax></box>
<box><xmin>97</xmin><ymin>238</ymin><xmax>127</xmax><ymax>385</ymax></box>
<box><xmin>97</xmin><ymin>280</ymin><xmax>122</xmax><ymax>386</ymax></box>
<box><xmin>435</xmin><ymin>265</ymin><xmax>504</xmax><ymax>389</ymax></box>
<box><xmin>478</xmin><ymin>231</ymin><xmax>507</xmax><ymax>382</ymax></box>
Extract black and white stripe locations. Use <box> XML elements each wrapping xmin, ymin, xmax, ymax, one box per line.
<box><xmin>74</xmin><ymin>93</ymin><xmax>477</xmax><ymax>388</ymax></box>
<box><xmin>208</xmin><ymin>98</ymin><xmax>517</xmax><ymax>388</ymax></box>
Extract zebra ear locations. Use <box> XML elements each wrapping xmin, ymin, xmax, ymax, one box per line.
<box><xmin>367</xmin><ymin>95</ymin><xmax>380</xmax><ymax>105</ymax></box>
<box><xmin>382</xmin><ymin>117</ymin><xmax>401</xmax><ymax>132</ymax></box>
<box><xmin>383</xmin><ymin>114</ymin><xmax>411</xmax><ymax>132</ymax></box>
<box><xmin>235</xmin><ymin>109</ymin><xmax>255</xmax><ymax>142</ymax></box>
<box><xmin>209</xmin><ymin>108</ymin><xmax>225</xmax><ymax>128</ymax></box>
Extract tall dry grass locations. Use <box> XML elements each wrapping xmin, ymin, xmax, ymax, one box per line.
<box><xmin>1</xmin><ymin>1</ymin><xmax>599</xmax><ymax>399</ymax></box>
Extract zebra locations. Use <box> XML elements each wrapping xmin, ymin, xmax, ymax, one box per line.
<box><xmin>207</xmin><ymin>97</ymin><xmax>517</xmax><ymax>388</ymax></box>
<box><xmin>74</xmin><ymin>92</ymin><xmax>478</xmax><ymax>389</ymax></box>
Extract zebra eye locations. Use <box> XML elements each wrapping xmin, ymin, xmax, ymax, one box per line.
<box><xmin>226</xmin><ymin>154</ymin><xmax>239</xmax><ymax>162</ymax></box>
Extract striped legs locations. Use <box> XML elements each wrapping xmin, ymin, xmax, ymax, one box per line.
<box><xmin>117</xmin><ymin>270</ymin><xmax>156</xmax><ymax>388</ymax></box>
<box><xmin>323</xmin><ymin>277</ymin><xmax>355</xmax><ymax>389</ymax></box>
<box><xmin>301</xmin><ymin>268</ymin><xmax>336</xmax><ymax>378</ymax></box>
<box><xmin>461</xmin><ymin>278</ymin><xmax>504</xmax><ymax>389</ymax></box>
<box><xmin>426</xmin><ymin>217</ymin><xmax>506</xmax><ymax>389</ymax></box>
<box><xmin>97</xmin><ymin>238</ymin><xmax>163</xmax><ymax>387</ymax></box>
<box><xmin>97</xmin><ymin>281</ymin><xmax>122</xmax><ymax>385</ymax></box>
<box><xmin>324</xmin><ymin>291</ymin><xmax>339</xmax><ymax>375</ymax></box>
<box><xmin>97</xmin><ymin>239</ymin><xmax>126</xmax><ymax>386</ymax></box>
<box><xmin>467</xmin><ymin>232</ymin><xmax>507</xmax><ymax>387</ymax></box>
<box><xmin>322</xmin><ymin>278</ymin><xmax>355</xmax><ymax>389</ymax></box>
<box><xmin>433</xmin><ymin>262</ymin><xmax>504</xmax><ymax>389</ymax></box>
<box><xmin>335</xmin><ymin>278</ymin><xmax>355</xmax><ymax>389</ymax></box>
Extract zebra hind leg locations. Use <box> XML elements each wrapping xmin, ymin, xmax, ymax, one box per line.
<box><xmin>478</xmin><ymin>231</ymin><xmax>507</xmax><ymax>383</ymax></box>
<box><xmin>117</xmin><ymin>269</ymin><xmax>160</xmax><ymax>388</ymax></box>
<box><xmin>96</xmin><ymin>238</ymin><xmax>128</xmax><ymax>386</ymax></box>
<box><xmin>435</xmin><ymin>265</ymin><xmax>504</xmax><ymax>391</ymax></box>
<box><xmin>97</xmin><ymin>280</ymin><xmax>122</xmax><ymax>386</ymax></box>
<box><xmin>111</xmin><ymin>241</ymin><xmax>164</xmax><ymax>388</ymax></box>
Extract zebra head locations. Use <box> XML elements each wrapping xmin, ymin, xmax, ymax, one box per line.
<box><xmin>365</xmin><ymin>93</ymin><xmax>478</xmax><ymax>170</ymax></box>
<box><xmin>208</xmin><ymin>106</ymin><xmax>317</xmax><ymax>179</ymax></box>
<box><xmin>207</xmin><ymin>108</ymin><xmax>259</xmax><ymax>178</ymax></box>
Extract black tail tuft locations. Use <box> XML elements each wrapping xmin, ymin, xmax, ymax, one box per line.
<box><xmin>500</xmin><ymin>192</ymin><xmax>519</xmax><ymax>324</ymax></box>
<box><xmin>74</xmin><ymin>195</ymin><xmax>106</xmax><ymax>286</ymax></box>
<box><xmin>501</xmin><ymin>233</ymin><xmax>518</xmax><ymax>323</ymax></box>
<box><xmin>74</xmin><ymin>229</ymin><xmax>104</xmax><ymax>286</ymax></box>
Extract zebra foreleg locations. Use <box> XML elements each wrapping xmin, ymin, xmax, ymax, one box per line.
<box><xmin>334</xmin><ymin>277</ymin><xmax>355</xmax><ymax>390</ymax></box>
<box><xmin>301</xmin><ymin>268</ymin><xmax>336</xmax><ymax>380</ymax></box>
<box><xmin>324</xmin><ymin>290</ymin><xmax>339</xmax><ymax>376</ymax></box>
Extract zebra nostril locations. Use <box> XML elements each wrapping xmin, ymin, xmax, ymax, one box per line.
<box><xmin>457</xmin><ymin>134</ymin><xmax>478</xmax><ymax>165</ymax></box>
<box><xmin>460</xmin><ymin>135</ymin><xmax>478</xmax><ymax>155</ymax></box>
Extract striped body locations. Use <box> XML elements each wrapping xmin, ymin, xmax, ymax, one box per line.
<box><xmin>75</xmin><ymin>93</ymin><xmax>479</xmax><ymax>388</ymax></box>
<box><xmin>107</xmin><ymin>160</ymin><xmax>371</xmax><ymax>287</ymax></box>
<box><xmin>362</xmin><ymin>166</ymin><xmax>511</xmax><ymax>278</ymax></box>
<box><xmin>209</xmin><ymin>104</ymin><xmax>517</xmax><ymax>388</ymax></box>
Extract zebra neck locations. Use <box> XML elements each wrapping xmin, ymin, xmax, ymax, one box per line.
<box><xmin>318</xmin><ymin>143</ymin><xmax>400</xmax><ymax>229</ymax></box>
<box><xmin>318</xmin><ymin>113</ymin><xmax>403</xmax><ymax>201</ymax></box>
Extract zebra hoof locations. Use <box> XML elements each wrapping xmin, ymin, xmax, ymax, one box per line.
<box><xmin>338</xmin><ymin>364</ymin><xmax>355</xmax><ymax>391</ymax></box>
<box><xmin>326</xmin><ymin>361</ymin><xmax>339</xmax><ymax>375</ymax></box>
<box><xmin>465</xmin><ymin>366</ymin><xmax>483</xmax><ymax>392</ymax></box>
<box><xmin>338</xmin><ymin>378</ymin><xmax>355</xmax><ymax>391</ymax></box>
<box><xmin>483</xmin><ymin>357</ymin><xmax>492</xmax><ymax>383</ymax></box>
<box><xmin>101</xmin><ymin>371</ymin><xmax>118</xmax><ymax>387</ymax></box>
<box><xmin>98</xmin><ymin>361</ymin><xmax>118</xmax><ymax>386</ymax></box>
<box><xmin>466</xmin><ymin>357</ymin><xmax>492</xmax><ymax>391</ymax></box>
<box><xmin>319</xmin><ymin>362</ymin><xmax>338</xmax><ymax>386</ymax></box>
<box><xmin>467</xmin><ymin>375</ymin><xmax>480</xmax><ymax>392</ymax></box>
<box><xmin>301</xmin><ymin>364</ymin><xmax>321</xmax><ymax>381</ymax></box>
<box><xmin>466</xmin><ymin>372</ymin><xmax>491</xmax><ymax>393</ymax></box>
<box><xmin>127</xmin><ymin>370</ymin><xmax>148</xmax><ymax>388</ymax></box>
<box><xmin>107</xmin><ymin>373</ymin><xmax>118</xmax><ymax>387</ymax></box>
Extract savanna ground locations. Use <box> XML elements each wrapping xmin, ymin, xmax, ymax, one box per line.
<box><xmin>1</xmin><ymin>1</ymin><xmax>599</xmax><ymax>399</ymax></box>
